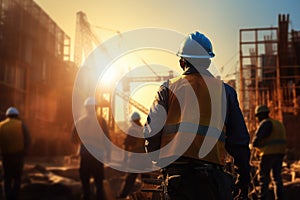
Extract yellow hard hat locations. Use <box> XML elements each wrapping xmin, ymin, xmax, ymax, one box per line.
<box><xmin>255</xmin><ymin>105</ymin><xmax>270</xmax><ymax>116</ymax></box>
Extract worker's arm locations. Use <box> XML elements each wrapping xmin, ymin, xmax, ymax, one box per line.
<box><xmin>144</xmin><ymin>82</ymin><xmax>169</xmax><ymax>161</ymax></box>
<box><xmin>99</xmin><ymin>117</ymin><xmax>111</xmax><ymax>160</ymax></box>
<box><xmin>252</xmin><ymin>120</ymin><xmax>272</xmax><ymax>147</ymax></box>
<box><xmin>224</xmin><ymin>84</ymin><xmax>250</xmax><ymax>187</ymax></box>
<box><xmin>22</xmin><ymin>123</ymin><xmax>31</xmax><ymax>153</ymax></box>
<box><xmin>71</xmin><ymin>124</ymin><xmax>81</xmax><ymax>145</ymax></box>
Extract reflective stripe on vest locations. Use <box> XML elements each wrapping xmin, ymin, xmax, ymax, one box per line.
<box><xmin>163</xmin><ymin>123</ymin><xmax>226</xmax><ymax>142</ymax></box>
<box><xmin>259</xmin><ymin>118</ymin><xmax>286</xmax><ymax>155</ymax></box>
<box><xmin>0</xmin><ymin>118</ymin><xmax>25</xmax><ymax>153</ymax></box>
<box><xmin>160</xmin><ymin>74</ymin><xmax>227</xmax><ymax>165</ymax></box>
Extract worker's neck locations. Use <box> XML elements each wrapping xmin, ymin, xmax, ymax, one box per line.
<box><xmin>183</xmin><ymin>66</ymin><xmax>213</xmax><ymax>77</ymax></box>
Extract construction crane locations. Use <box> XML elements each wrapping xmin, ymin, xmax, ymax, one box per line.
<box><xmin>74</xmin><ymin>11</ymin><xmax>175</xmax><ymax>127</ymax></box>
<box><xmin>74</xmin><ymin>11</ymin><xmax>121</xmax><ymax>67</ymax></box>
<box><xmin>74</xmin><ymin>11</ymin><xmax>101</xmax><ymax>67</ymax></box>
<box><xmin>119</xmin><ymin>59</ymin><xmax>174</xmax><ymax>123</ymax></box>
<box><xmin>115</xmin><ymin>89</ymin><xmax>149</xmax><ymax>115</ymax></box>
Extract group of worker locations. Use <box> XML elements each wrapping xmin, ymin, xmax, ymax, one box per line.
<box><xmin>0</xmin><ymin>31</ymin><xmax>287</xmax><ymax>200</ymax></box>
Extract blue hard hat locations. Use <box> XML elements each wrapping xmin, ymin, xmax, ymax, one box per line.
<box><xmin>177</xmin><ymin>31</ymin><xmax>215</xmax><ymax>58</ymax></box>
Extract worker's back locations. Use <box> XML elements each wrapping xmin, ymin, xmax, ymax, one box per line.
<box><xmin>160</xmin><ymin>73</ymin><xmax>226</xmax><ymax>166</ymax></box>
<box><xmin>0</xmin><ymin>118</ymin><xmax>25</xmax><ymax>154</ymax></box>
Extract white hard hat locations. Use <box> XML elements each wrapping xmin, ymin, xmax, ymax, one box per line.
<box><xmin>131</xmin><ymin>112</ymin><xmax>141</xmax><ymax>121</ymax></box>
<box><xmin>177</xmin><ymin>31</ymin><xmax>215</xmax><ymax>59</ymax></box>
<box><xmin>6</xmin><ymin>107</ymin><xmax>19</xmax><ymax>116</ymax></box>
<box><xmin>84</xmin><ymin>97</ymin><xmax>97</xmax><ymax>107</ymax></box>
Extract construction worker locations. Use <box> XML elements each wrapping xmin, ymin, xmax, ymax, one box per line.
<box><xmin>252</xmin><ymin>105</ymin><xmax>286</xmax><ymax>200</ymax></box>
<box><xmin>72</xmin><ymin>97</ymin><xmax>109</xmax><ymax>200</ymax></box>
<box><xmin>123</xmin><ymin>112</ymin><xmax>145</xmax><ymax>162</ymax></box>
<box><xmin>144</xmin><ymin>31</ymin><xmax>251</xmax><ymax>200</ymax></box>
<box><xmin>0</xmin><ymin>107</ymin><xmax>31</xmax><ymax>200</ymax></box>
<box><xmin>119</xmin><ymin>111</ymin><xmax>145</xmax><ymax>198</ymax></box>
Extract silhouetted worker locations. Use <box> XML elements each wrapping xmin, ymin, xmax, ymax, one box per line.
<box><xmin>72</xmin><ymin>97</ymin><xmax>110</xmax><ymax>200</ymax></box>
<box><xmin>144</xmin><ymin>31</ymin><xmax>251</xmax><ymax>200</ymax></box>
<box><xmin>0</xmin><ymin>107</ymin><xmax>31</xmax><ymax>200</ymax></box>
<box><xmin>253</xmin><ymin>105</ymin><xmax>286</xmax><ymax>200</ymax></box>
<box><xmin>119</xmin><ymin>112</ymin><xmax>145</xmax><ymax>198</ymax></box>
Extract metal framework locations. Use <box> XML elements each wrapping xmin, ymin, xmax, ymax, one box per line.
<box><xmin>239</xmin><ymin>14</ymin><xmax>300</xmax><ymax>135</ymax></box>
<box><xmin>0</xmin><ymin>0</ymin><xmax>76</xmax><ymax>155</ymax></box>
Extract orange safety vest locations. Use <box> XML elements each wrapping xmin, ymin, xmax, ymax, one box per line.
<box><xmin>258</xmin><ymin>118</ymin><xmax>286</xmax><ymax>156</ymax></box>
<box><xmin>160</xmin><ymin>74</ymin><xmax>227</xmax><ymax>165</ymax></box>
<box><xmin>0</xmin><ymin>118</ymin><xmax>25</xmax><ymax>154</ymax></box>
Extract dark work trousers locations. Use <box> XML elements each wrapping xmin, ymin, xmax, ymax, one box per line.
<box><xmin>119</xmin><ymin>173</ymin><xmax>138</xmax><ymax>198</ymax></box>
<box><xmin>166</xmin><ymin>164</ymin><xmax>233</xmax><ymax>200</ymax></box>
<box><xmin>79</xmin><ymin>153</ymin><xmax>105</xmax><ymax>200</ymax></box>
<box><xmin>1</xmin><ymin>152</ymin><xmax>24</xmax><ymax>200</ymax></box>
<box><xmin>258</xmin><ymin>154</ymin><xmax>284</xmax><ymax>200</ymax></box>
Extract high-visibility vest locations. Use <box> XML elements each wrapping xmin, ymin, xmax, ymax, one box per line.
<box><xmin>160</xmin><ymin>74</ymin><xmax>227</xmax><ymax>165</ymax></box>
<box><xmin>125</xmin><ymin>124</ymin><xmax>145</xmax><ymax>153</ymax></box>
<box><xmin>73</xmin><ymin>114</ymin><xmax>109</xmax><ymax>156</ymax></box>
<box><xmin>0</xmin><ymin>118</ymin><xmax>25</xmax><ymax>154</ymax></box>
<box><xmin>258</xmin><ymin>118</ymin><xmax>286</xmax><ymax>156</ymax></box>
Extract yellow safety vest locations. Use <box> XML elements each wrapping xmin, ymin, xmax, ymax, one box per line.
<box><xmin>0</xmin><ymin>118</ymin><xmax>25</xmax><ymax>154</ymax></box>
<box><xmin>258</xmin><ymin>118</ymin><xmax>286</xmax><ymax>156</ymax></box>
<box><xmin>160</xmin><ymin>74</ymin><xmax>227</xmax><ymax>165</ymax></box>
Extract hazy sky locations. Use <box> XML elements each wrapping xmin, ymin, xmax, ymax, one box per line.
<box><xmin>34</xmin><ymin>0</ymin><xmax>300</xmax><ymax>78</ymax></box>
<box><xmin>33</xmin><ymin>0</ymin><xmax>300</xmax><ymax>122</ymax></box>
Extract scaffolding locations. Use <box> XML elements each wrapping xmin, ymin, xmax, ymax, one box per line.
<box><xmin>239</xmin><ymin>14</ymin><xmax>300</xmax><ymax>152</ymax></box>
<box><xmin>0</xmin><ymin>0</ymin><xmax>76</xmax><ymax>155</ymax></box>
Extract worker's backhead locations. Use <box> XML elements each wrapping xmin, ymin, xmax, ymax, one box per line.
<box><xmin>255</xmin><ymin>105</ymin><xmax>270</xmax><ymax>117</ymax></box>
<box><xmin>131</xmin><ymin>112</ymin><xmax>141</xmax><ymax>122</ymax></box>
<box><xmin>84</xmin><ymin>97</ymin><xmax>98</xmax><ymax>113</ymax></box>
<box><xmin>5</xmin><ymin>107</ymin><xmax>19</xmax><ymax>118</ymax></box>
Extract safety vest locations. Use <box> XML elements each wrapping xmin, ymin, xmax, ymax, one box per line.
<box><xmin>0</xmin><ymin>118</ymin><xmax>25</xmax><ymax>154</ymax></box>
<box><xmin>258</xmin><ymin>118</ymin><xmax>286</xmax><ymax>156</ymax></box>
<box><xmin>125</xmin><ymin>124</ymin><xmax>145</xmax><ymax>153</ymax></box>
<box><xmin>160</xmin><ymin>74</ymin><xmax>227</xmax><ymax>166</ymax></box>
<box><xmin>73</xmin><ymin>114</ymin><xmax>109</xmax><ymax>156</ymax></box>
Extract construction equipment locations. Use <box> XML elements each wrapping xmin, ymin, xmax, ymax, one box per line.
<box><xmin>74</xmin><ymin>11</ymin><xmax>101</xmax><ymax>67</ymax></box>
<box><xmin>115</xmin><ymin>89</ymin><xmax>149</xmax><ymax>115</ymax></box>
<box><xmin>74</xmin><ymin>11</ymin><xmax>120</xmax><ymax>67</ymax></box>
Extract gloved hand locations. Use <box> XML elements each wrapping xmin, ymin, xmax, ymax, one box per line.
<box><xmin>233</xmin><ymin>182</ymin><xmax>250</xmax><ymax>200</ymax></box>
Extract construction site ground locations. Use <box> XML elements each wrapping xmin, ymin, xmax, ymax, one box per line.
<box><xmin>0</xmin><ymin>156</ymin><xmax>156</xmax><ymax>200</ymax></box>
<box><xmin>0</xmin><ymin>156</ymin><xmax>300</xmax><ymax>200</ymax></box>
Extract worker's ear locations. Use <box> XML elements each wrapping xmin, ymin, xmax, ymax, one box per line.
<box><xmin>179</xmin><ymin>58</ymin><xmax>187</xmax><ymax>69</ymax></box>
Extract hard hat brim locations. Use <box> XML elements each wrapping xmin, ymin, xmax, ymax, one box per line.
<box><xmin>176</xmin><ymin>52</ymin><xmax>215</xmax><ymax>59</ymax></box>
